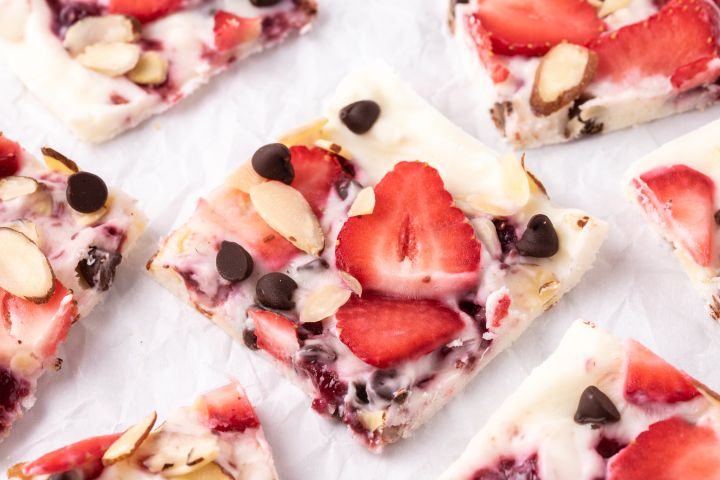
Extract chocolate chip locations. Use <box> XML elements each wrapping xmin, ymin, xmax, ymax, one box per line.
<box><xmin>66</xmin><ymin>172</ymin><xmax>108</xmax><ymax>213</ymax></box>
<box><xmin>339</xmin><ymin>100</ymin><xmax>381</xmax><ymax>134</ymax></box>
<box><xmin>243</xmin><ymin>328</ymin><xmax>258</xmax><ymax>350</ymax></box>
<box><xmin>516</xmin><ymin>214</ymin><xmax>559</xmax><ymax>258</ymax></box>
<box><xmin>250</xmin><ymin>0</ymin><xmax>283</xmax><ymax>6</ymax></box>
<box><xmin>76</xmin><ymin>247</ymin><xmax>122</xmax><ymax>291</ymax></box>
<box><xmin>574</xmin><ymin>386</ymin><xmax>621</xmax><ymax>426</ymax></box>
<box><xmin>256</xmin><ymin>272</ymin><xmax>297</xmax><ymax>310</ymax></box>
<box><xmin>216</xmin><ymin>241</ymin><xmax>253</xmax><ymax>282</ymax></box>
<box><xmin>251</xmin><ymin>143</ymin><xmax>294</xmax><ymax>184</ymax></box>
<box><xmin>369</xmin><ymin>369</ymin><xmax>406</xmax><ymax>401</ymax></box>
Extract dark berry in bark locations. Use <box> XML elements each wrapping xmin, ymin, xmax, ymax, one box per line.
<box><xmin>595</xmin><ymin>436</ymin><xmax>626</xmax><ymax>459</ymax></box>
<box><xmin>369</xmin><ymin>369</ymin><xmax>406</xmax><ymax>401</ymax></box>
<box><xmin>243</xmin><ymin>328</ymin><xmax>258</xmax><ymax>350</ymax></box>
<box><xmin>0</xmin><ymin>367</ymin><xmax>30</xmax><ymax>412</ymax></box>
<box><xmin>472</xmin><ymin>455</ymin><xmax>539</xmax><ymax>480</ymax></box>
<box><xmin>354</xmin><ymin>383</ymin><xmax>369</xmax><ymax>404</ymax></box>
<box><xmin>297</xmin><ymin>258</ymin><xmax>329</xmax><ymax>272</ymax></box>
<box><xmin>459</xmin><ymin>300</ymin><xmax>490</xmax><ymax>349</ymax></box>
<box><xmin>492</xmin><ymin>218</ymin><xmax>517</xmax><ymax>255</ymax></box>
<box><xmin>297</xmin><ymin>321</ymin><xmax>324</xmax><ymax>340</ymax></box>
<box><xmin>340</xmin><ymin>100</ymin><xmax>381</xmax><ymax>134</ymax></box>
<box><xmin>251</xmin><ymin>0</ymin><xmax>283</xmax><ymax>6</ymax></box>
<box><xmin>574</xmin><ymin>386</ymin><xmax>620</xmax><ymax>426</ymax></box>
<box><xmin>251</xmin><ymin>143</ymin><xmax>294</xmax><ymax>184</ymax></box>
<box><xmin>76</xmin><ymin>247</ymin><xmax>122</xmax><ymax>291</ymax></box>
<box><xmin>256</xmin><ymin>272</ymin><xmax>297</xmax><ymax>310</ymax></box>
<box><xmin>516</xmin><ymin>214</ymin><xmax>559</xmax><ymax>258</ymax></box>
<box><xmin>216</xmin><ymin>241</ymin><xmax>253</xmax><ymax>282</ymax></box>
<box><xmin>49</xmin><ymin>471</ymin><xmax>84</xmax><ymax>480</ymax></box>
<box><xmin>55</xmin><ymin>2</ymin><xmax>101</xmax><ymax>28</ymax></box>
<box><xmin>296</xmin><ymin>343</ymin><xmax>337</xmax><ymax>366</ymax></box>
<box><xmin>714</xmin><ymin>210</ymin><xmax>720</xmax><ymax>226</ymax></box>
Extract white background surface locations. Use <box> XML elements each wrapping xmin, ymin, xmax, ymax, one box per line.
<box><xmin>1</xmin><ymin>0</ymin><xmax>720</xmax><ymax>478</ymax></box>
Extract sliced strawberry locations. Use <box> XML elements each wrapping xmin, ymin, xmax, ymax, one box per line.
<box><xmin>464</xmin><ymin>13</ymin><xmax>510</xmax><ymax>84</ymax></box>
<box><xmin>608</xmin><ymin>417</ymin><xmax>720</xmax><ymax>480</ymax></box>
<box><xmin>290</xmin><ymin>146</ymin><xmax>349</xmax><ymax>216</ymax></box>
<box><xmin>488</xmin><ymin>291</ymin><xmax>511</xmax><ymax>329</ymax></box>
<box><xmin>248</xmin><ymin>308</ymin><xmax>299</xmax><ymax>363</ymax></box>
<box><xmin>0</xmin><ymin>280</ymin><xmax>76</xmax><ymax>361</ymax></box>
<box><xmin>199</xmin><ymin>187</ymin><xmax>300</xmax><ymax>270</ymax></box>
<box><xmin>213</xmin><ymin>10</ymin><xmax>262</xmax><ymax>52</ymax></box>
<box><xmin>623</xmin><ymin>340</ymin><xmax>699</xmax><ymax>405</ymax></box>
<box><xmin>633</xmin><ymin>164</ymin><xmax>715</xmax><ymax>267</ymax></box>
<box><xmin>471</xmin><ymin>0</ymin><xmax>605</xmax><ymax>57</ymax></box>
<box><xmin>22</xmin><ymin>433</ymin><xmax>121</xmax><ymax>476</ymax></box>
<box><xmin>108</xmin><ymin>0</ymin><xmax>182</xmax><ymax>22</ymax></box>
<box><xmin>0</xmin><ymin>134</ymin><xmax>21</xmax><ymax>178</ymax></box>
<box><xmin>335</xmin><ymin>161</ymin><xmax>481</xmax><ymax>298</ymax></box>
<box><xmin>198</xmin><ymin>382</ymin><xmax>260</xmax><ymax>433</ymax></box>
<box><xmin>671</xmin><ymin>57</ymin><xmax>720</xmax><ymax>91</ymax></box>
<box><xmin>591</xmin><ymin>0</ymin><xmax>720</xmax><ymax>86</ymax></box>
<box><xmin>335</xmin><ymin>295</ymin><xmax>464</xmax><ymax>368</ymax></box>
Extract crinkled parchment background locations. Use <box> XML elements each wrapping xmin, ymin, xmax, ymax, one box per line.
<box><xmin>1</xmin><ymin>0</ymin><xmax>720</xmax><ymax>478</ymax></box>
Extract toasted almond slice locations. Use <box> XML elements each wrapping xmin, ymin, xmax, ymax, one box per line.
<box><xmin>338</xmin><ymin>270</ymin><xmax>362</xmax><ymax>296</ymax></box>
<box><xmin>249</xmin><ymin>181</ymin><xmax>324</xmax><ymax>256</ymax></box>
<box><xmin>314</xmin><ymin>139</ymin><xmax>353</xmax><ymax>160</ymax></box>
<box><xmin>2</xmin><ymin>220</ymin><xmax>41</xmax><ymax>245</ymax></box>
<box><xmin>300</xmin><ymin>285</ymin><xmax>351</xmax><ymax>323</ymax></box>
<box><xmin>73</xmin><ymin>204</ymin><xmax>109</xmax><ymax>227</ymax></box>
<box><xmin>530</xmin><ymin>43</ymin><xmax>598</xmax><ymax>116</ymax></box>
<box><xmin>127</xmin><ymin>51</ymin><xmax>168</xmax><ymax>85</ymax></box>
<box><xmin>63</xmin><ymin>14</ymin><xmax>140</xmax><ymax>56</ymax></box>
<box><xmin>103</xmin><ymin>411</ymin><xmax>157</xmax><ymax>466</ymax></box>
<box><xmin>0</xmin><ymin>176</ymin><xmax>39</xmax><ymax>201</ymax></box>
<box><xmin>225</xmin><ymin>162</ymin><xmax>265</xmax><ymax>193</ymax></box>
<box><xmin>172</xmin><ymin>462</ymin><xmax>232</xmax><ymax>480</ymax></box>
<box><xmin>357</xmin><ymin>410</ymin><xmax>384</xmax><ymax>432</ymax></box>
<box><xmin>142</xmin><ymin>431</ymin><xmax>219</xmax><ymax>476</ymax></box>
<box><xmin>597</xmin><ymin>0</ymin><xmax>631</xmax><ymax>16</ymax></box>
<box><xmin>77</xmin><ymin>42</ymin><xmax>141</xmax><ymax>77</ymax></box>
<box><xmin>41</xmin><ymin>147</ymin><xmax>79</xmax><ymax>174</ymax></box>
<box><xmin>279</xmin><ymin>118</ymin><xmax>328</xmax><ymax>147</ymax></box>
<box><xmin>348</xmin><ymin>187</ymin><xmax>375</xmax><ymax>217</ymax></box>
<box><xmin>0</xmin><ymin>228</ymin><xmax>55</xmax><ymax>303</ymax></box>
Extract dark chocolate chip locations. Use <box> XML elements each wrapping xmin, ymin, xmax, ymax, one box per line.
<box><xmin>66</xmin><ymin>172</ymin><xmax>108</xmax><ymax>214</ymax></box>
<box><xmin>243</xmin><ymin>328</ymin><xmax>258</xmax><ymax>350</ymax></box>
<box><xmin>339</xmin><ymin>100</ymin><xmax>381</xmax><ymax>134</ymax></box>
<box><xmin>256</xmin><ymin>272</ymin><xmax>297</xmax><ymax>310</ymax></box>
<box><xmin>251</xmin><ymin>143</ymin><xmax>294</xmax><ymax>184</ymax></box>
<box><xmin>715</xmin><ymin>210</ymin><xmax>720</xmax><ymax>226</ymax></box>
<box><xmin>76</xmin><ymin>247</ymin><xmax>122</xmax><ymax>291</ymax></box>
<box><xmin>297</xmin><ymin>344</ymin><xmax>336</xmax><ymax>366</ymax></box>
<box><xmin>297</xmin><ymin>321</ymin><xmax>324</xmax><ymax>340</ymax></box>
<box><xmin>369</xmin><ymin>369</ymin><xmax>406</xmax><ymax>401</ymax></box>
<box><xmin>216</xmin><ymin>241</ymin><xmax>253</xmax><ymax>282</ymax></box>
<box><xmin>516</xmin><ymin>214</ymin><xmax>559</xmax><ymax>258</ymax></box>
<box><xmin>354</xmin><ymin>383</ymin><xmax>369</xmax><ymax>404</ymax></box>
<box><xmin>297</xmin><ymin>258</ymin><xmax>329</xmax><ymax>272</ymax></box>
<box><xmin>250</xmin><ymin>0</ymin><xmax>283</xmax><ymax>6</ymax></box>
<box><xmin>49</xmin><ymin>471</ymin><xmax>83</xmax><ymax>480</ymax></box>
<box><xmin>574</xmin><ymin>386</ymin><xmax>621</xmax><ymax>426</ymax></box>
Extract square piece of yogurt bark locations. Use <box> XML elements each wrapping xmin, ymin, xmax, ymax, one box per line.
<box><xmin>440</xmin><ymin>320</ymin><xmax>720</xmax><ymax>480</ymax></box>
<box><xmin>148</xmin><ymin>65</ymin><xmax>608</xmax><ymax>450</ymax></box>
<box><xmin>0</xmin><ymin>0</ymin><xmax>316</xmax><ymax>143</ymax></box>
<box><xmin>0</xmin><ymin>134</ymin><xmax>145</xmax><ymax>440</ymax></box>
<box><xmin>8</xmin><ymin>381</ymin><xmax>278</xmax><ymax>480</ymax></box>
<box><xmin>625</xmin><ymin>119</ymin><xmax>720</xmax><ymax>321</ymax></box>
<box><xmin>450</xmin><ymin>0</ymin><xmax>720</xmax><ymax>148</ymax></box>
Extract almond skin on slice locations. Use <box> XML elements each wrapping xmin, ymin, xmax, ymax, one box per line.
<box><xmin>63</xmin><ymin>14</ymin><xmax>141</xmax><ymax>56</ymax></box>
<box><xmin>41</xmin><ymin>147</ymin><xmax>79</xmax><ymax>174</ymax></box>
<box><xmin>300</xmin><ymin>284</ymin><xmax>352</xmax><ymax>323</ymax></box>
<box><xmin>530</xmin><ymin>43</ymin><xmax>598</xmax><ymax>116</ymax></box>
<box><xmin>127</xmin><ymin>51</ymin><xmax>168</xmax><ymax>86</ymax></box>
<box><xmin>102</xmin><ymin>411</ymin><xmax>157</xmax><ymax>466</ymax></box>
<box><xmin>76</xmin><ymin>42</ymin><xmax>141</xmax><ymax>77</ymax></box>
<box><xmin>2</xmin><ymin>220</ymin><xmax>41</xmax><ymax>245</ymax></box>
<box><xmin>249</xmin><ymin>181</ymin><xmax>324</xmax><ymax>256</ymax></box>
<box><xmin>339</xmin><ymin>270</ymin><xmax>362</xmax><ymax>296</ymax></box>
<box><xmin>348</xmin><ymin>186</ymin><xmax>375</xmax><ymax>217</ymax></box>
<box><xmin>0</xmin><ymin>227</ymin><xmax>55</xmax><ymax>303</ymax></box>
<box><xmin>0</xmin><ymin>176</ymin><xmax>39</xmax><ymax>201</ymax></box>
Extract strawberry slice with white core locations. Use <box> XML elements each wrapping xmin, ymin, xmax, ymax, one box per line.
<box><xmin>197</xmin><ymin>382</ymin><xmax>260</xmax><ymax>433</ymax></box>
<box><xmin>335</xmin><ymin>295</ymin><xmax>464</xmax><ymax>369</ymax></box>
<box><xmin>22</xmin><ymin>433</ymin><xmax>122</xmax><ymax>476</ymax></box>
<box><xmin>632</xmin><ymin>164</ymin><xmax>715</xmax><ymax>267</ymax></box>
<box><xmin>623</xmin><ymin>340</ymin><xmax>699</xmax><ymax>405</ymax></box>
<box><xmin>290</xmin><ymin>146</ymin><xmax>349</xmax><ymax>216</ymax></box>
<box><xmin>335</xmin><ymin>161</ymin><xmax>481</xmax><ymax>298</ymax></box>
<box><xmin>248</xmin><ymin>308</ymin><xmax>299</xmax><ymax>364</ymax></box>
<box><xmin>213</xmin><ymin>10</ymin><xmax>262</xmax><ymax>52</ymax></box>
<box><xmin>471</xmin><ymin>0</ymin><xmax>606</xmax><ymax>57</ymax></box>
<box><xmin>590</xmin><ymin>0</ymin><xmax>720</xmax><ymax>87</ymax></box>
<box><xmin>608</xmin><ymin>417</ymin><xmax>720</xmax><ymax>480</ymax></box>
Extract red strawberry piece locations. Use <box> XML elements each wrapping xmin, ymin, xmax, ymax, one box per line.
<box><xmin>464</xmin><ymin>13</ymin><xmax>510</xmax><ymax>84</ymax></box>
<box><xmin>335</xmin><ymin>295</ymin><xmax>464</xmax><ymax>368</ymax></box>
<box><xmin>0</xmin><ymin>280</ymin><xmax>77</xmax><ymax>361</ymax></box>
<box><xmin>591</xmin><ymin>0</ymin><xmax>720</xmax><ymax>86</ymax></box>
<box><xmin>290</xmin><ymin>146</ymin><xmax>349</xmax><ymax>216</ymax></box>
<box><xmin>608</xmin><ymin>417</ymin><xmax>720</xmax><ymax>480</ymax></box>
<box><xmin>488</xmin><ymin>291</ymin><xmax>511</xmax><ymax>329</ymax></box>
<box><xmin>623</xmin><ymin>340</ymin><xmax>699</xmax><ymax>405</ymax></box>
<box><xmin>470</xmin><ymin>0</ymin><xmax>606</xmax><ymax>57</ymax></box>
<box><xmin>199</xmin><ymin>187</ymin><xmax>300</xmax><ymax>270</ymax></box>
<box><xmin>248</xmin><ymin>308</ymin><xmax>299</xmax><ymax>363</ymax></box>
<box><xmin>22</xmin><ymin>433</ymin><xmax>121</xmax><ymax>476</ymax></box>
<box><xmin>0</xmin><ymin>134</ymin><xmax>21</xmax><ymax>178</ymax></box>
<box><xmin>108</xmin><ymin>0</ymin><xmax>182</xmax><ymax>22</ymax></box>
<box><xmin>213</xmin><ymin>10</ymin><xmax>262</xmax><ymax>52</ymax></box>
<box><xmin>632</xmin><ymin>164</ymin><xmax>715</xmax><ymax>267</ymax></box>
<box><xmin>335</xmin><ymin>161</ymin><xmax>481</xmax><ymax>298</ymax></box>
<box><xmin>198</xmin><ymin>382</ymin><xmax>260</xmax><ymax>433</ymax></box>
<box><xmin>671</xmin><ymin>57</ymin><xmax>720</xmax><ymax>91</ymax></box>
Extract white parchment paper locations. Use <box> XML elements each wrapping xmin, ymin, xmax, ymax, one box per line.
<box><xmin>1</xmin><ymin>0</ymin><xmax>720</xmax><ymax>478</ymax></box>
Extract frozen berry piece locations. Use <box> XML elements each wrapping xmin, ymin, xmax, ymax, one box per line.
<box><xmin>76</xmin><ymin>247</ymin><xmax>122</xmax><ymax>291</ymax></box>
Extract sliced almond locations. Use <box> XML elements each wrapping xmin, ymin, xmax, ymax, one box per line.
<box><xmin>225</xmin><ymin>162</ymin><xmax>265</xmax><ymax>194</ymax></box>
<box><xmin>127</xmin><ymin>51</ymin><xmax>169</xmax><ymax>85</ymax></box>
<box><xmin>300</xmin><ymin>285</ymin><xmax>351</xmax><ymax>323</ymax></box>
<box><xmin>42</xmin><ymin>147</ymin><xmax>79</xmax><ymax>174</ymax></box>
<box><xmin>0</xmin><ymin>228</ymin><xmax>55</xmax><ymax>303</ymax></box>
<box><xmin>172</xmin><ymin>462</ymin><xmax>232</xmax><ymax>480</ymax></box>
<box><xmin>73</xmin><ymin>204</ymin><xmax>109</xmax><ymax>227</ymax></box>
<box><xmin>249</xmin><ymin>181</ymin><xmax>324</xmax><ymax>256</ymax></box>
<box><xmin>77</xmin><ymin>42</ymin><xmax>141</xmax><ymax>77</ymax></box>
<box><xmin>141</xmin><ymin>431</ymin><xmax>219</xmax><ymax>476</ymax></box>
<box><xmin>357</xmin><ymin>410</ymin><xmax>384</xmax><ymax>432</ymax></box>
<box><xmin>338</xmin><ymin>270</ymin><xmax>362</xmax><ymax>296</ymax></box>
<box><xmin>103</xmin><ymin>411</ymin><xmax>157</xmax><ymax>466</ymax></box>
<box><xmin>530</xmin><ymin>43</ymin><xmax>598</xmax><ymax>116</ymax></box>
<box><xmin>63</xmin><ymin>14</ymin><xmax>141</xmax><ymax>56</ymax></box>
<box><xmin>596</xmin><ymin>0</ymin><xmax>631</xmax><ymax>16</ymax></box>
<box><xmin>471</xmin><ymin>217</ymin><xmax>501</xmax><ymax>259</ymax></box>
<box><xmin>2</xmin><ymin>220</ymin><xmax>41</xmax><ymax>245</ymax></box>
<box><xmin>347</xmin><ymin>187</ymin><xmax>375</xmax><ymax>217</ymax></box>
<box><xmin>0</xmin><ymin>176</ymin><xmax>39</xmax><ymax>201</ymax></box>
<box><xmin>314</xmin><ymin>139</ymin><xmax>353</xmax><ymax>160</ymax></box>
